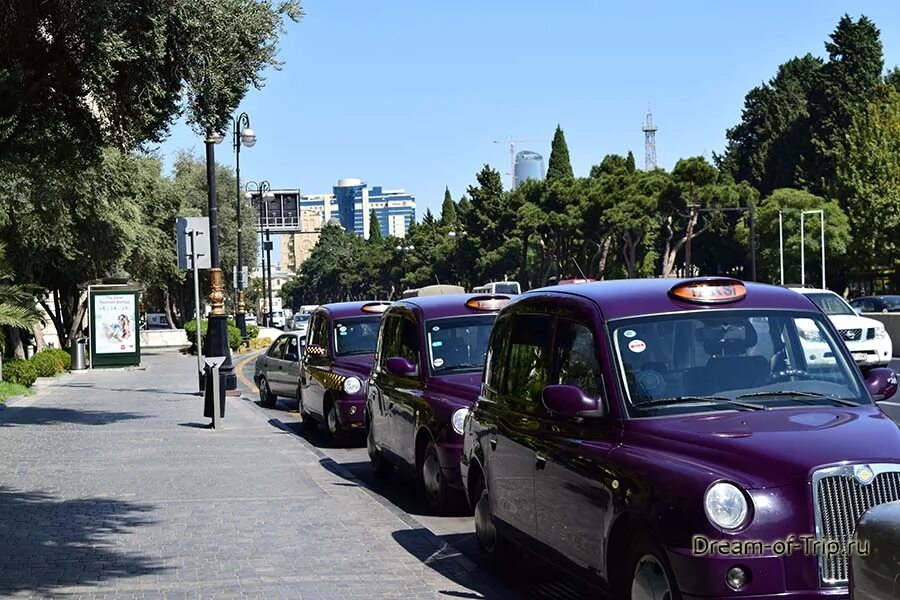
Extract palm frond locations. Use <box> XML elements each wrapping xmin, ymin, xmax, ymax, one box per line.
<box><xmin>0</xmin><ymin>303</ymin><xmax>38</xmax><ymax>329</ymax></box>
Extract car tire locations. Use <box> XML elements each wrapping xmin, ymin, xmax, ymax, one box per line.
<box><xmin>258</xmin><ymin>377</ymin><xmax>276</xmax><ymax>407</ymax></box>
<box><xmin>620</xmin><ymin>535</ymin><xmax>681</xmax><ymax>600</ymax></box>
<box><xmin>473</xmin><ymin>478</ymin><xmax>509</xmax><ymax>568</ymax></box>
<box><xmin>325</xmin><ymin>400</ymin><xmax>345</xmax><ymax>443</ymax></box>
<box><xmin>367</xmin><ymin>418</ymin><xmax>391</xmax><ymax>477</ymax></box>
<box><xmin>419</xmin><ymin>439</ymin><xmax>455</xmax><ymax>514</ymax></box>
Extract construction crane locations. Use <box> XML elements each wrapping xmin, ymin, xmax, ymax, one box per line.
<box><xmin>493</xmin><ymin>137</ymin><xmax>543</xmax><ymax>190</ymax></box>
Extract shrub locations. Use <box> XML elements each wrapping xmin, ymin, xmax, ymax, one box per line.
<box><xmin>247</xmin><ymin>324</ymin><xmax>260</xmax><ymax>339</ymax></box>
<box><xmin>39</xmin><ymin>348</ymin><xmax>71</xmax><ymax>371</ymax></box>
<box><xmin>185</xmin><ymin>319</ymin><xmax>242</xmax><ymax>353</ymax></box>
<box><xmin>249</xmin><ymin>337</ymin><xmax>272</xmax><ymax>350</ymax></box>
<box><xmin>31</xmin><ymin>351</ymin><xmax>62</xmax><ymax>377</ymax></box>
<box><xmin>228</xmin><ymin>324</ymin><xmax>241</xmax><ymax>351</ymax></box>
<box><xmin>3</xmin><ymin>359</ymin><xmax>37</xmax><ymax>387</ymax></box>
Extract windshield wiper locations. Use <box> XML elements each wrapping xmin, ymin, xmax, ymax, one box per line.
<box><xmin>635</xmin><ymin>396</ymin><xmax>766</xmax><ymax>411</ymax></box>
<box><xmin>736</xmin><ymin>390</ymin><xmax>859</xmax><ymax>407</ymax></box>
<box><xmin>437</xmin><ymin>362</ymin><xmax>483</xmax><ymax>371</ymax></box>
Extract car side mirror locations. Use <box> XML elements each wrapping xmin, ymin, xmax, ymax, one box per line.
<box><xmin>542</xmin><ymin>384</ymin><xmax>607</xmax><ymax>418</ymax></box>
<box><xmin>385</xmin><ymin>356</ymin><xmax>417</xmax><ymax>377</ymax></box>
<box><xmin>865</xmin><ymin>367</ymin><xmax>898</xmax><ymax>401</ymax></box>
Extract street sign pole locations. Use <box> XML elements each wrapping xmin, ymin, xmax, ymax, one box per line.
<box><xmin>189</xmin><ymin>229</ymin><xmax>205</xmax><ymax>393</ymax></box>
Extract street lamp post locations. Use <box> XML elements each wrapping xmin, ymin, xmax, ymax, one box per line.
<box><xmin>231</xmin><ymin>113</ymin><xmax>257</xmax><ymax>344</ymax></box>
<box><xmin>245</xmin><ymin>180</ymin><xmax>272</xmax><ymax>324</ymax></box>
<box><xmin>800</xmin><ymin>209</ymin><xmax>826</xmax><ymax>288</ymax></box>
<box><xmin>204</xmin><ymin>130</ymin><xmax>237</xmax><ymax>391</ymax></box>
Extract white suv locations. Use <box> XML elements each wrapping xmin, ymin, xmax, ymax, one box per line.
<box><xmin>789</xmin><ymin>287</ymin><xmax>892</xmax><ymax>368</ymax></box>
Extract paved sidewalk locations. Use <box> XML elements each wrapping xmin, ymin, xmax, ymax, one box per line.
<box><xmin>0</xmin><ymin>351</ymin><xmax>512</xmax><ymax>599</ymax></box>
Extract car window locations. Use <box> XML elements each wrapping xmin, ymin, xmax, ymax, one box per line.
<box><xmin>333</xmin><ymin>316</ymin><xmax>381</xmax><ymax>356</ymax></box>
<box><xmin>805</xmin><ymin>292</ymin><xmax>855</xmax><ymax>316</ymax></box>
<box><xmin>554</xmin><ymin>319</ymin><xmax>602</xmax><ymax>398</ymax></box>
<box><xmin>308</xmin><ymin>314</ymin><xmax>329</xmax><ymax>348</ymax></box>
<box><xmin>268</xmin><ymin>335</ymin><xmax>289</xmax><ymax>359</ymax></box>
<box><xmin>284</xmin><ymin>336</ymin><xmax>301</xmax><ymax>361</ymax></box>
<box><xmin>502</xmin><ymin>314</ymin><xmax>553</xmax><ymax>404</ymax></box>
<box><xmin>378</xmin><ymin>315</ymin><xmax>401</xmax><ymax>366</ymax></box>
<box><xmin>483</xmin><ymin>316</ymin><xmax>510</xmax><ymax>394</ymax></box>
<box><xmin>427</xmin><ymin>315</ymin><xmax>495</xmax><ymax>374</ymax></box>
<box><xmin>611</xmin><ymin>310</ymin><xmax>867</xmax><ymax>418</ymax></box>
<box><xmin>883</xmin><ymin>297</ymin><xmax>900</xmax><ymax>310</ymax></box>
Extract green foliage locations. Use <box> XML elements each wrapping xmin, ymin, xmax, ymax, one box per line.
<box><xmin>247</xmin><ymin>324</ymin><xmax>260</xmax><ymax>339</ymax></box>
<box><xmin>441</xmin><ymin>187</ymin><xmax>457</xmax><ymax>226</ymax></box>
<box><xmin>1</xmin><ymin>360</ymin><xmax>37</xmax><ymax>388</ymax></box>
<box><xmin>0</xmin><ymin>381</ymin><xmax>33</xmax><ymax>403</ymax></box>
<box><xmin>31</xmin><ymin>351</ymin><xmax>64</xmax><ymax>377</ymax></box>
<box><xmin>38</xmin><ymin>348</ymin><xmax>71</xmax><ymax>372</ymax></box>
<box><xmin>0</xmin><ymin>241</ymin><xmax>40</xmax><ymax>332</ymax></box>
<box><xmin>184</xmin><ymin>320</ymin><xmax>208</xmax><ymax>354</ymax></box>
<box><xmin>368</xmin><ymin>209</ymin><xmax>383</xmax><ymax>242</ymax></box>
<box><xmin>546</xmin><ymin>124</ymin><xmax>574</xmax><ymax>181</ymax></box>
<box><xmin>184</xmin><ymin>319</ymin><xmax>242</xmax><ymax>353</ymax></box>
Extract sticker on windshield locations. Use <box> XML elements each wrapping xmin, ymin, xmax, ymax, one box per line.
<box><xmin>433</xmin><ymin>358</ymin><xmax>444</xmax><ymax>367</ymax></box>
<box><xmin>432</xmin><ymin>341</ymin><xmax>443</xmax><ymax>347</ymax></box>
<box><xmin>628</xmin><ymin>339</ymin><xmax>646</xmax><ymax>353</ymax></box>
<box><xmin>432</xmin><ymin>326</ymin><xmax>440</xmax><ymax>332</ymax></box>
<box><xmin>623</xmin><ymin>329</ymin><xmax>637</xmax><ymax>338</ymax></box>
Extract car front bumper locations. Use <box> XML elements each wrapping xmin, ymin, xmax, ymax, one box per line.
<box><xmin>336</xmin><ymin>396</ymin><xmax>366</xmax><ymax>429</ymax></box>
<box><xmin>845</xmin><ymin>337</ymin><xmax>892</xmax><ymax>367</ymax></box>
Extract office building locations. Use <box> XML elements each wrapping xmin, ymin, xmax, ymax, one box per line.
<box><xmin>513</xmin><ymin>150</ymin><xmax>544</xmax><ymax>189</ymax></box>
<box><xmin>333</xmin><ymin>178</ymin><xmax>416</xmax><ymax>239</ymax></box>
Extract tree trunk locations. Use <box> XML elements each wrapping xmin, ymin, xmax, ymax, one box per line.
<box><xmin>10</xmin><ymin>328</ymin><xmax>25</xmax><ymax>359</ymax></box>
<box><xmin>32</xmin><ymin>322</ymin><xmax>46</xmax><ymax>351</ymax></box>
<box><xmin>163</xmin><ymin>287</ymin><xmax>177</xmax><ymax>328</ymax></box>
<box><xmin>596</xmin><ymin>235</ymin><xmax>612</xmax><ymax>279</ymax></box>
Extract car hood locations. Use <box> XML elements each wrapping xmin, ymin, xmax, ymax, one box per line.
<box><xmin>624</xmin><ymin>406</ymin><xmax>900</xmax><ymax>488</ymax></box>
<box><xmin>828</xmin><ymin>314</ymin><xmax>883</xmax><ymax>330</ymax></box>
<box><xmin>334</xmin><ymin>354</ymin><xmax>375</xmax><ymax>378</ymax></box>
<box><xmin>426</xmin><ymin>372</ymin><xmax>481</xmax><ymax>406</ymax></box>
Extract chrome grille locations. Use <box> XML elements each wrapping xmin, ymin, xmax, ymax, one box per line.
<box><xmin>839</xmin><ymin>328</ymin><xmax>862</xmax><ymax>341</ymax></box>
<box><xmin>812</xmin><ymin>464</ymin><xmax>900</xmax><ymax>585</ymax></box>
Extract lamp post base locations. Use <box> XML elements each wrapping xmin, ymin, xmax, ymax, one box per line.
<box><xmin>236</xmin><ymin>312</ymin><xmax>248</xmax><ymax>345</ymax></box>
<box><xmin>206</xmin><ymin>314</ymin><xmax>237</xmax><ymax>391</ymax></box>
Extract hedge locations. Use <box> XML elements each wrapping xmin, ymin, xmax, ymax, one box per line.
<box><xmin>185</xmin><ymin>319</ymin><xmax>242</xmax><ymax>354</ymax></box>
<box><xmin>3</xmin><ymin>360</ymin><xmax>37</xmax><ymax>387</ymax></box>
<box><xmin>31</xmin><ymin>351</ymin><xmax>62</xmax><ymax>377</ymax></box>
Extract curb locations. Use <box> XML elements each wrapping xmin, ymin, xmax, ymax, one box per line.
<box><xmin>239</xmin><ymin>395</ymin><xmax>489</xmax><ymax>582</ymax></box>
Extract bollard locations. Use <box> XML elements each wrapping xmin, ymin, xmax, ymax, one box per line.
<box><xmin>25</xmin><ymin>344</ymin><xmax>35</xmax><ymax>359</ymax></box>
<box><xmin>203</xmin><ymin>356</ymin><xmax>226</xmax><ymax>429</ymax></box>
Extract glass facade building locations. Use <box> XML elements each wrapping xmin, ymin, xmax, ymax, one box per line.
<box><xmin>332</xmin><ymin>178</ymin><xmax>416</xmax><ymax>239</ymax></box>
<box><xmin>513</xmin><ymin>150</ymin><xmax>545</xmax><ymax>189</ymax></box>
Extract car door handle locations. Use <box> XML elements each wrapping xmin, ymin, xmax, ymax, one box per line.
<box><xmin>535</xmin><ymin>453</ymin><xmax>547</xmax><ymax>470</ymax></box>
<box><xmin>489</xmin><ymin>438</ymin><xmax>497</xmax><ymax>450</ymax></box>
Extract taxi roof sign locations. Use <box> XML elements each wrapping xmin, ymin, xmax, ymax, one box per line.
<box><xmin>361</xmin><ymin>302</ymin><xmax>391</xmax><ymax>313</ymax></box>
<box><xmin>669</xmin><ymin>278</ymin><xmax>747</xmax><ymax>304</ymax></box>
<box><xmin>465</xmin><ymin>295</ymin><xmax>511</xmax><ymax>311</ymax></box>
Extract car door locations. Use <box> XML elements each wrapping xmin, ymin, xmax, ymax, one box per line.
<box><xmin>387</xmin><ymin>311</ymin><xmax>425</xmax><ymax>467</ymax></box>
<box><xmin>301</xmin><ymin>312</ymin><xmax>330</xmax><ymax>417</ymax></box>
<box><xmin>369</xmin><ymin>313</ymin><xmax>402</xmax><ymax>453</ymax></box>
<box><xmin>263</xmin><ymin>335</ymin><xmax>289</xmax><ymax>394</ymax></box>
<box><xmin>282</xmin><ymin>335</ymin><xmax>303</xmax><ymax>399</ymax></box>
<box><xmin>534</xmin><ymin>313</ymin><xmax>618</xmax><ymax>574</ymax></box>
<box><xmin>489</xmin><ymin>312</ymin><xmax>552</xmax><ymax>539</ymax></box>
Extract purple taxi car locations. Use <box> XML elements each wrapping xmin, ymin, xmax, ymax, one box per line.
<box><xmin>365</xmin><ymin>294</ymin><xmax>510</xmax><ymax>513</ymax></box>
<box><xmin>461</xmin><ymin>277</ymin><xmax>900</xmax><ymax>599</ymax></box>
<box><xmin>299</xmin><ymin>301</ymin><xmax>389</xmax><ymax>441</ymax></box>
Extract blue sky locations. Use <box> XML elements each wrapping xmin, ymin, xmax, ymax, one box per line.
<box><xmin>154</xmin><ymin>1</ymin><xmax>900</xmax><ymax>219</ymax></box>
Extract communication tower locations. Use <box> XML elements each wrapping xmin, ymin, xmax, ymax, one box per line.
<box><xmin>642</xmin><ymin>110</ymin><xmax>658</xmax><ymax>171</ymax></box>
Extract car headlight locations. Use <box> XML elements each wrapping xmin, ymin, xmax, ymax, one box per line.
<box><xmin>451</xmin><ymin>407</ymin><xmax>469</xmax><ymax>435</ymax></box>
<box><xmin>704</xmin><ymin>482</ymin><xmax>750</xmax><ymax>531</ymax></box>
<box><xmin>799</xmin><ymin>329</ymin><xmax>824</xmax><ymax>342</ymax></box>
<box><xmin>343</xmin><ymin>376</ymin><xmax>362</xmax><ymax>395</ymax></box>
<box><xmin>875</xmin><ymin>326</ymin><xmax>888</xmax><ymax>339</ymax></box>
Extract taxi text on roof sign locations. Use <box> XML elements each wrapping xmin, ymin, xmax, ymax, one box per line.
<box><xmin>669</xmin><ymin>278</ymin><xmax>747</xmax><ymax>304</ymax></box>
<box><xmin>465</xmin><ymin>295</ymin><xmax>511</xmax><ymax>311</ymax></box>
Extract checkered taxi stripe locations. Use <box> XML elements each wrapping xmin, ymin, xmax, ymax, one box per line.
<box><xmin>321</xmin><ymin>372</ymin><xmax>346</xmax><ymax>391</ymax></box>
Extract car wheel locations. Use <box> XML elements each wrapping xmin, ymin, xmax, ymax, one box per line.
<box><xmin>367</xmin><ymin>418</ymin><xmax>391</xmax><ymax>477</ymax></box>
<box><xmin>258</xmin><ymin>377</ymin><xmax>276</xmax><ymax>407</ymax></box>
<box><xmin>622</xmin><ymin>536</ymin><xmax>681</xmax><ymax>600</ymax></box>
<box><xmin>326</xmin><ymin>401</ymin><xmax>345</xmax><ymax>443</ymax></box>
<box><xmin>419</xmin><ymin>439</ymin><xmax>454</xmax><ymax>514</ymax></box>
<box><xmin>473</xmin><ymin>479</ymin><xmax>509</xmax><ymax>567</ymax></box>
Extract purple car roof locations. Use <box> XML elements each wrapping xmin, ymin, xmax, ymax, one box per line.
<box><xmin>319</xmin><ymin>300</ymin><xmax>390</xmax><ymax>320</ymax></box>
<box><xmin>397</xmin><ymin>293</ymin><xmax>509</xmax><ymax>319</ymax></box>
<box><xmin>526</xmin><ymin>278</ymin><xmax>818</xmax><ymax>321</ymax></box>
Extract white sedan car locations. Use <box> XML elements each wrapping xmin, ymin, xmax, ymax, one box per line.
<box><xmin>789</xmin><ymin>287</ymin><xmax>892</xmax><ymax>368</ymax></box>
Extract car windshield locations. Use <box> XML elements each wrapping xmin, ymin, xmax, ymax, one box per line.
<box><xmin>611</xmin><ymin>310</ymin><xmax>869</xmax><ymax>418</ymax></box>
<box><xmin>805</xmin><ymin>292</ymin><xmax>855</xmax><ymax>316</ymax></box>
<box><xmin>294</xmin><ymin>314</ymin><xmax>309</xmax><ymax>323</ymax></box>
<box><xmin>426</xmin><ymin>315</ymin><xmax>496</xmax><ymax>373</ymax></box>
<box><xmin>333</xmin><ymin>316</ymin><xmax>381</xmax><ymax>356</ymax></box>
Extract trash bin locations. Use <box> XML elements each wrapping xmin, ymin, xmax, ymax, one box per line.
<box><xmin>72</xmin><ymin>338</ymin><xmax>87</xmax><ymax>370</ymax></box>
<box><xmin>203</xmin><ymin>364</ymin><xmax>226</xmax><ymax>419</ymax></box>
<box><xmin>25</xmin><ymin>344</ymin><xmax>35</xmax><ymax>359</ymax></box>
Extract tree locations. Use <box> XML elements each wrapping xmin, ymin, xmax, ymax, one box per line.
<box><xmin>0</xmin><ymin>0</ymin><xmax>302</xmax><ymax>175</ymax></box>
<box><xmin>368</xmin><ymin>209</ymin><xmax>383</xmax><ymax>242</ymax></box>
<box><xmin>546</xmin><ymin>124</ymin><xmax>574</xmax><ymax>181</ymax></box>
<box><xmin>739</xmin><ymin>189</ymin><xmax>850</xmax><ymax>286</ymax></box>
<box><xmin>440</xmin><ymin>187</ymin><xmax>457</xmax><ymax>226</ymax></box>
<box><xmin>0</xmin><ymin>241</ymin><xmax>40</xmax><ymax>356</ymax></box>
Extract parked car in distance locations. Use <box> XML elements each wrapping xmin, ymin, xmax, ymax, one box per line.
<box><xmin>290</xmin><ymin>312</ymin><xmax>310</xmax><ymax>335</ymax></box>
<box><xmin>269</xmin><ymin>310</ymin><xmax>286</xmax><ymax>329</ymax></box>
<box><xmin>145</xmin><ymin>313</ymin><xmax>171</xmax><ymax>329</ymax></box>
<box><xmin>254</xmin><ymin>332</ymin><xmax>306</xmax><ymax>407</ymax></box>
<box><xmin>850</xmin><ymin>500</ymin><xmax>900</xmax><ymax>600</ymax></box>
<box><xmin>472</xmin><ymin>281</ymin><xmax>521</xmax><ymax>295</ymax></box>
<box><xmin>789</xmin><ymin>287</ymin><xmax>892</xmax><ymax>368</ymax></box>
<box><xmin>849</xmin><ymin>294</ymin><xmax>900</xmax><ymax>313</ymax></box>
<box><xmin>299</xmin><ymin>301</ymin><xmax>390</xmax><ymax>440</ymax></box>
<box><xmin>366</xmin><ymin>294</ymin><xmax>511</xmax><ymax>513</ymax></box>
<box><xmin>245</xmin><ymin>314</ymin><xmax>258</xmax><ymax>327</ymax></box>
<box><xmin>462</xmin><ymin>276</ymin><xmax>900</xmax><ymax>598</ymax></box>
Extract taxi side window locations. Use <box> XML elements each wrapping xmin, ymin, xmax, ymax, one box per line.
<box><xmin>268</xmin><ymin>336</ymin><xmax>288</xmax><ymax>358</ymax></box>
<box><xmin>554</xmin><ymin>319</ymin><xmax>602</xmax><ymax>398</ymax></box>
<box><xmin>379</xmin><ymin>315</ymin><xmax>402</xmax><ymax>365</ymax></box>
<box><xmin>308</xmin><ymin>314</ymin><xmax>328</xmax><ymax>348</ymax></box>
<box><xmin>398</xmin><ymin>316</ymin><xmax>420</xmax><ymax>366</ymax></box>
<box><xmin>484</xmin><ymin>316</ymin><xmax>511</xmax><ymax>394</ymax></box>
<box><xmin>503</xmin><ymin>314</ymin><xmax>552</xmax><ymax>404</ymax></box>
